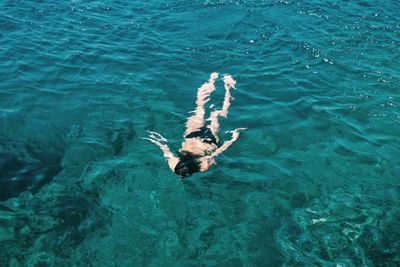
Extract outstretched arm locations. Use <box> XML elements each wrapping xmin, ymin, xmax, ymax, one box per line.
<box><xmin>210</xmin><ymin>128</ymin><xmax>247</xmax><ymax>158</ymax></box>
<box><xmin>142</xmin><ymin>131</ymin><xmax>179</xmax><ymax>171</ymax></box>
<box><xmin>199</xmin><ymin>128</ymin><xmax>247</xmax><ymax>172</ymax></box>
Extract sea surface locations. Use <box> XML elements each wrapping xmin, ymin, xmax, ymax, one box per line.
<box><xmin>1</xmin><ymin>0</ymin><xmax>399</xmax><ymax>266</ymax></box>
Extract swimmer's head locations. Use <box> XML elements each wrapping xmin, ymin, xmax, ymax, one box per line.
<box><xmin>174</xmin><ymin>156</ymin><xmax>200</xmax><ymax>178</ymax></box>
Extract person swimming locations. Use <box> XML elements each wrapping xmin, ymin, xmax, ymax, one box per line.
<box><xmin>143</xmin><ymin>72</ymin><xmax>246</xmax><ymax>178</ymax></box>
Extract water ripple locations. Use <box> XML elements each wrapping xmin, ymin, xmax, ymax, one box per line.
<box><xmin>1</xmin><ymin>0</ymin><xmax>399</xmax><ymax>265</ymax></box>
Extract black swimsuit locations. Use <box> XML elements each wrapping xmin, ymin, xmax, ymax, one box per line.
<box><xmin>185</xmin><ymin>127</ymin><xmax>218</xmax><ymax>146</ymax></box>
<box><xmin>174</xmin><ymin>127</ymin><xmax>219</xmax><ymax>177</ymax></box>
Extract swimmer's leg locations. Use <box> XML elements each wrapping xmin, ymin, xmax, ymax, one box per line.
<box><xmin>142</xmin><ymin>131</ymin><xmax>179</xmax><ymax>171</ymax></box>
<box><xmin>184</xmin><ymin>72</ymin><xmax>219</xmax><ymax>137</ymax></box>
<box><xmin>207</xmin><ymin>75</ymin><xmax>236</xmax><ymax>142</ymax></box>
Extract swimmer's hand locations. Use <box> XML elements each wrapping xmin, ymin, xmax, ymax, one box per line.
<box><xmin>225</xmin><ymin>128</ymin><xmax>248</xmax><ymax>137</ymax></box>
<box><xmin>142</xmin><ymin>130</ymin><xmax>179</xmax><ymax>171</ymax></box>
<box><xmin>141</xmin><ymin>130</ymin><xmax>168</xmax><ymax>143</ymax></box>
<box><xmin>225</xmin><ymin>128</ymin><xmax>248</xmax><ymax>133</ymax></box>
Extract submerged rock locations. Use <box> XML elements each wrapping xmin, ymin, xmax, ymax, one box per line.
<box><xmin>0</xmin><ymin>154</ymin><xmax>62</xmax><ymax>201</ymax></box>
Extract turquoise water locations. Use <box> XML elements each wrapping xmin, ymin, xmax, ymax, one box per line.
<box><xmin>1</xmin><ymin>0</ymin><xmax>399</xmax><ymax>266</ymax></box>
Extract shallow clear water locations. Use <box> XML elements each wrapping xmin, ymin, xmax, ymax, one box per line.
<box><xmin>1</xmin><ymin>0</ymin><xmax>399</xmax><ymax>266</ymax></box>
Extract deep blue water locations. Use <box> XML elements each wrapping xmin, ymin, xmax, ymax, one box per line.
<box><xmin>1</xmin><ymin>0</ymin><xmax>399</xmax><ymax>266</ymax></box>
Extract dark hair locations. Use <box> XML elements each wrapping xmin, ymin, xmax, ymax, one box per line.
<box><xmin>174</xmin><ymin>153</ymin><xmax>200</xmax><ymax>178</ymax></box>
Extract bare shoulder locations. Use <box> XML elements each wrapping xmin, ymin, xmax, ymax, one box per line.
<box><xmin>198</xmin><ymin>156</ymin><xmax>216</xmax><ymax>172</ymax></box>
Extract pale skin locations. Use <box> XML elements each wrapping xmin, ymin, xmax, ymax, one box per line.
<box><xmin>143</xmin><ymin>72</ymin><xmax>246</xmax><ymax>174</ymax></box>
